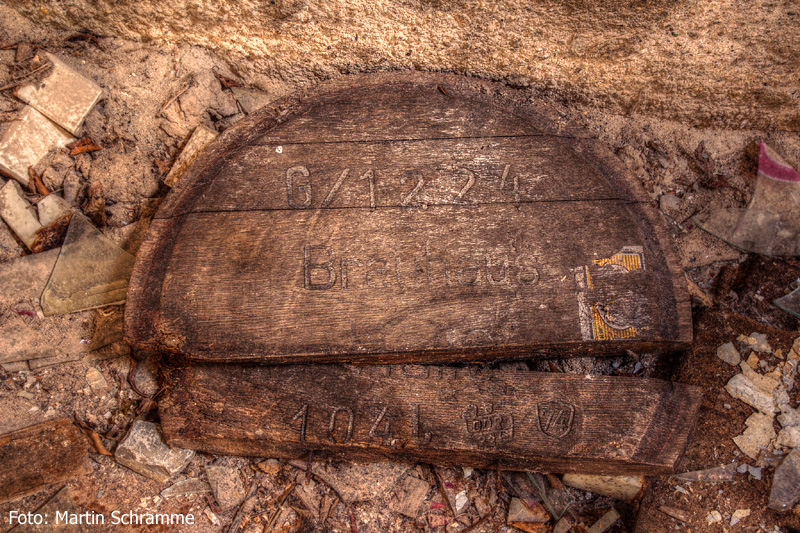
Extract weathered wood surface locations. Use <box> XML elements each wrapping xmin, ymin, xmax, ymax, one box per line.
<box><xmin>126</xmin><ymin>72</ymin><xmax>691</xmax><ymax>363</ymax></box>
<box><xmin>0</xmin><ymin>419</ymin><xmax>90</xmax><ymax>503</ymax></box>
<box><xmin>160</xmin><ymin>364</ymin><xmax>703</xmax><ymax>475</ymax></box>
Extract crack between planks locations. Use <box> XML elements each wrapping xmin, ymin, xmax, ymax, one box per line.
<box><xmin>251</xmin><ymin>132</ymin><xmax>596</xmax><ymax>147</ymax></box>
<box><xmin>154</xmin><ymin>197</ymin><xmax>649</xmax><ymax>220</ymax></box>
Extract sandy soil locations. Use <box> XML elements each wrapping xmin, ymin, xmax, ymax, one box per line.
<box><xmin>0</xmin><ymin>4</ymin><xmax>799</xmax><ymax>532</ymax></box>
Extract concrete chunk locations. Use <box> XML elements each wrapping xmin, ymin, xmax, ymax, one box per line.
<box><xmin>114</xmin><ymin>420</ymin><xmax>194</xmax><ymax>483</ymax></box>
<box><xmin>0</xmin><ymin>106</ymin><xmax>74</xmax><ymax>186</ymax></box>
<box><xmin>562</xmin><ymin>474</ymin><xmax>643</xmax><ymax>500</ymax></box>
<box><xmin>163</xmin><ymin>125</ymin><xmax>217</xmax><ymax>187</ymax></box>
<box><xmin>17</xmin><ymin>53</ymin><xmax>103</xmax><ymax>136</ymax></box>
<box><xmin>0</xmin><ymin>179</ymin><xmax>42</xmax><ymax>250</ymax></box>
<box><xmin>768</xmin><ymin>449</ymin><xmax>800</xmax><ymax>512</ymax></box>
<box><xmin>732</xmin><ymin>412</ymin><xmax>776</xmax><ymax>459</ymax></box>
<box><xmin>724</xmin><ymin>373</ymin><xmax>776</xmax><ymax>414</ymax></box>
<box><xmin>205</xmin><ymin>465</ymin><xmax>246</xmax><ymax>511</ymax></box>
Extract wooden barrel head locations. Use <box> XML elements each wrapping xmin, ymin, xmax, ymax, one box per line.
<box><xmin>126</xmin><ymin>73</ymin><xmax>691</xmax><ymax>364</ymax></box>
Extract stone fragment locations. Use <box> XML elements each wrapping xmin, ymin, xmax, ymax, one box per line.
<box><xmin>40</xmin><ymin>214</ymin><xmax>136</xmax><ymax>316</ymax></box>
<box><xmin>0</xmin><ymin>179</ymin><xmax>41</xmax><ymax>250</ymax></box>
<box><xmin>0</xmin><ymin>106</ymin><xmax>74</xmax><ymax>186</ymax></box>
<box><xmin>776</xmin><ymin>426</ymin><xmax>800</xmax><ymax>448</ymax></box>
<box><xmin>85</xmin><ymin>367</ymin><xmax>107</xmax><ymax>391</ymax></box>
<box><xmin>716</xmin><ymin>342</ymin><xmax>740</xmax><ymax>365</ymax></box>
<box><xmin>587</xmin><ymin>508</ymin><xmax>619</xmax><ymax>533</ymax></box>
<box><xmin>256</xmin><ymin>458</ymin><xmax>281</xmax><ymax>474</ymax></box>
<box><xmin>160</xmin><ymin>477</ymin><xmax>212</xmax><ymax>498</ymax></box>
<box><xmin>732</xmin><ymin>412</ymin><xmax>776</xmax><ymax>459</ymax></box>
<box><xmin>163</xmin><ymin>125</ymin><xmax>217</xmax><ymax>187</ymax></box>
<box><xmin>724</xmin><ymin>373</ymin><xmax>776</xmax><ymax>414</ymax></box>
<box><xmin>561</xmin><ymin>474</ymin><xmax>644</xmax><ymax>500</ymax></box>
<box><xmin>230</xmin><ymin>87</ymin><xmax>275</xmax><ymax>114</ymax></box>
<box><xmin>507</xmin><ymin>498</ymin><xmax>549</xmax><ymax>523</ymax></box>
<box><xmin>768</xmin><ymin>449</ymin><xmax>800</xmax><ymax>511</ymax></box>
<box><xmin>740</xmin><ymin>332</ymin><xmax>772</xmax><ymax>353</ymax></box>
<box><xmin>203</xmin><ymin>507</ymin><xmax>220</xmax><ymax>526</ymax></box>
<box><xmin>16</xmin><ymin>53</ymin><xmax>103</xmax><ymax>136</ymax></box>
<box><xmin>205</xmin><ymin>465</ymin><xmax>246</xmax><ymax>511</ymax></box>
<box><xmin>675</xmin><ymin>463</ymin><xmax>736</xmax><ymax>482</ymax></box>
<box><xmin>747</xmin><ymin>465</ymin><xmax>762</xmax><ymax>480</ymax></box>
<box><xmin>730</xmin><ymin>508</ymin><xmax>750</xmax><ymax>526</ymax></box>
<box><xmin>391</xmin><ymin>475</ymin><xmax>430</xmax><ymax>518</ymax></box>
<box><xmin>706</xmin><ymin>511</ymin><xmax>722</xmax><ymax>524</ymax></box>
<box><xmin>778</xmin><ymin>405</ymin><xmax>800</xmax><ymax>428</ymax></box>
<box><xmin>114</xmin><ymin>420</ymin><xmax>194</xmax><ymax>482</ymax></box>
<box><xmin>658</xmin><ymin>506</ymin><xmax>689</xmax><ymax>522</ymax></box>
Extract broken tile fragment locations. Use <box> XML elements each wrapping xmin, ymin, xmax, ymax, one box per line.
<box><xmin>114</xmin><ymin>420</ymin><xmax>194</xmax><ymax>483</ymax></box>
<box><xmin>256</xmin><ymin>458</ymin><xmax>281</xmax><ymax>474</ymax></box>
<box><xmin>716</xmin><ymin>342</ymin><xmax>740</xmax><ymax>365</ymax></box>
<box><xmin>674</xmin><ymin>463</ymin><xmax>737</xmax><ymax>482</ymax></box>
<box><xmin>16</xmin><ymin>53</ymin><xmax>103</xmax><ymax>136</ymax></box>
<box><xmin>587</xmin><ymin>508</ymin><xmax>619</xmax><ymax>533</ymax></box>
<box><xmin>41</xmin><ymin>214</ymin><xmax>136</xmax><ymax>316</ymax></box>
<box><xmin>768</xmin><ymin>449</ymin><xmax>800</xmax><ymax>512</ymax></box>
<box><xmin>36</xmin><ymin>193</ymin><xmax>73</xmax><ymax>226</ymax></box>
<box><xmin>391</xmin><ymin>475</ymin><xmax>430</xmax><ymax>518</ymax></box>
<box><xmin>0</xmin><ymin>316</ymin><xmax>60</xmax><ymax>365</ymax></box>
<box><xmin>776</xmin><ymin>426</ymin><xmax>800</xmax><ymax>448</ymax></box>
<box><xmin>561</xmin><ymin>474</ymin><xmax>644</xmax><ymax>500</ymax></box>
<box><xmin>0</xmin><ymin>179</ymin><xmax>41</xmax><ymax>250</ymax></box>
<box><xmin>732</xmin><ymin>412</ymin><xmax>776</xmax><ymax>459</ymax></box>
<box><xmin>0</xmin><ymin>106</ymin><xmax>74</xmax><ymax>186</ymax></box>
<box><xmin>309</xmin><ymin>462</ymin><xmax>407</xmax><ymax>503</ymax></box>
<box><xmin>160</xmin><ymin>477</ymin><xmax>212</xmax><ymax>498</ymax></box>
<box><xmin>163</xmin><ymin>125</ymin><xmax>217</xmax><ymax>187</ymax></box>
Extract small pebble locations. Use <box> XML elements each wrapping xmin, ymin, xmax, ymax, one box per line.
<box><xmin>706</xmin><ymin>511</ymin><xmax>722</xmax><ymax>524</ymax></box>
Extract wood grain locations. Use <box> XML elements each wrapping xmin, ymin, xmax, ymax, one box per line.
<box><xmin>0</xmin><ymin>419</ymin><xmax>90</xmax><ymax>503</ymax></box>
<box><xmin>160</xmin><ymin>363</ymin><xmax>703</xmax><ymax>475</ymax></box>
<box><xmin>126</xmin><ymin>72</ymin><xmax>691</xmax><ymax>363</ymax></box>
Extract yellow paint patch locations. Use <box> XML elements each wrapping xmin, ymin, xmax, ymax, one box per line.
<box><xmin>591</xmin><ymin>305</ymin><xmax>637</xmax><ymax>340</ymax></box>
<box><xmin>593</xmin><ymin>251</ymin><xmax>643</xmax><ymax>272</ymax></box>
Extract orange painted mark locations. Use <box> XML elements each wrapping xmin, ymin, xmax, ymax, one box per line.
<box><xmin>593</xmin><ymin>248</ymin><xmax>643</xmax><ymax>272</ymax></box>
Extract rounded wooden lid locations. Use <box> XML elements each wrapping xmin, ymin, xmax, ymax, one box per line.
<box><xmin>125</xmin><ymin>72</ymin><xmax>690</xmax><ymax>363</ymax></box>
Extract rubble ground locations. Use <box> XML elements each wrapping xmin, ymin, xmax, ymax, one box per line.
<box><xmin>0</xmin><ymin>5</ymin><xmax>799</xmax><ymax>533</ymax></box>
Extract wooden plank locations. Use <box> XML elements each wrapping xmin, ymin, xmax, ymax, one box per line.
<box><xmin>0</xmin><ymin>419</ymin><xmax>90</xmax><ymax>503</ymax></box>
<box><xmin>126</xmin><ymin>72</ymin><xmax>691</xmax><ymax>363</ymax></box>
<box><xmin>160</xmin><ymin>364</ymin><xmax>703</xmax><ymax>475</ymax></box>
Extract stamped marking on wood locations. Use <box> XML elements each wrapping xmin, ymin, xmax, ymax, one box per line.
<box><xmin>126</xmin><ymin>73</ymin><xmax>691</xmax><ymax>363</ymax></box>
<box><xmin>160</xmin><ymin>363</ymin><xmax>703</xmax><ymax>475</ymax></box>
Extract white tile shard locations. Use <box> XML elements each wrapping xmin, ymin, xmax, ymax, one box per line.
<box><xmin>16</xmin><ymin>53</ymin><xmax>103</xmax><ymax>136</ymax></box>
<box><xmin>0</xmin><ymin>179</ymin><xmax>42</xmax><ymax>250</ymax></box>
<box><xmin>37</xmin><ymin>193</ymin><xmax>73</xmax><ymax>226</ymax></box>
<box><xmin>0</xmin><ymin>106</ymin><xmax>74</xmax><ymax>186</ymax></box>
